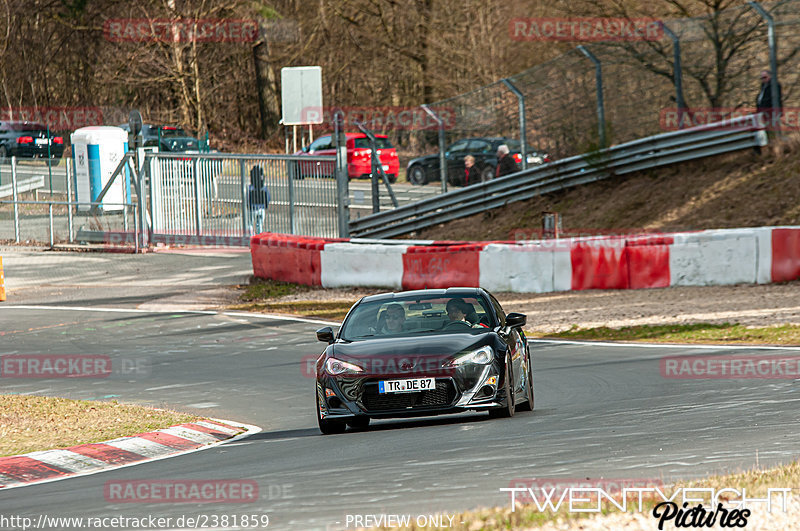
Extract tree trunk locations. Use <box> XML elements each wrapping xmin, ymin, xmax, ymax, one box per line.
<box><xmin>253</xmin><ymin>39</ymin><xmax>281</xmax><ymax>139</ymax></box>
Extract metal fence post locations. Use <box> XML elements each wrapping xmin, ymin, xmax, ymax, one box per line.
<box><xmin>333</xmin><ymin>111</ymin><xmax>350</xmax><ymax>237</ymax></box>
<box><xmin>48</xmin><ymin>203</ymin><xmax>54</xmax><ymax>248</ymax></box>
<box><xmin>66</xmin><ymin>159</ymin><xmax>74</xmax><ymax>242</ymax></box>
<box><xmin>240</xmin><ymin>159</ymin><xmax>248</xmax><ymax>235</ymax></box>
<box><xmin>749</xmin><ymin>2</ymin><xmax>780</xmax><ymax>123</ymax></box>
<box><xmin>11</xmin><ymin>156</ymin><xmax>19</xmax><ymax>243</ymax></box>
<box><xmin>660</xmin><ymin>22</ymin><xmax>686</xmax><ymax>128</ymax></box>
<box><xmin>501</xmin><ymin>78</ymin><xmax>528</xmax><ymax>170</ymax></box>
<box><xmin>142</xmin><ymin>154</ymin><xmax>151</xmax><ymax>249</ymax></box>
<box><xmin>578</xmin><ymin>45</ymin><xmax>606</xmax><ymax>149</ymax></box>
<box><xmin>287</xmin><ymin>160</ymin><xmax>295</xmax><ymax>234</ymax></box>
<box><xmin>421</xmin><ymin>104</ymin><xmax>448</xmax><ymax>193</ymax></box>
<box><xmin>193</xmin><ymin>158</ymin><xmax>201</xmax><ymax>236</ymax></box>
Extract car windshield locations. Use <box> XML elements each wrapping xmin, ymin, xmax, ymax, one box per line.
<box><xmin>158</xmin><ymin>126</ymin><xmax>190</xmax><ymax>138</ymax></box>
<box><xmin>340</xmin><ymin>295</ymin><xmax>494</xmax><ymax>341</ymax></box>
<box><xmin>353</xmin><ymin>137</ymin><xmax>392</xmax><ymax>149</ymax></box>
<box><xmin>162</xmin><ymin>137</ymin><xmax>199</xmax><ymax>152</ymax></box>
<box><xmin>505</xmin><ymin>140</ymin><xmax>521</xmax><ymax>152</ymax></box>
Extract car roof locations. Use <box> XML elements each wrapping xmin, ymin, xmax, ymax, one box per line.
<box><xmin>360</xmin><ymin>287</ymin><xmax>486</xmax><ymax>304</ymax></box>
<box><xmin>0</xmin><ymin>121</ymin><xmax>46</xmax><ymax>127</ymax></box>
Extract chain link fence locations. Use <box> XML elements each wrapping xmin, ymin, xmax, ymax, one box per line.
<box><xmin>354</xmin><ymin>0</ymin><xmax>800</xmax><ymax>193</ymax></box>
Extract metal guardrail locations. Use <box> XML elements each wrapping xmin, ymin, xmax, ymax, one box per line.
<box><xmin>0</xmin><ymin>175</ymin><xmax>45</xmax><ymax>198</ymax></box>
<box><xmin>349</xmin><ymin>115</ymin><xmax>768</xmax><ymax>239</ymax></box>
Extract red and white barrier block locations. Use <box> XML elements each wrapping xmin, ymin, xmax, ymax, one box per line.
<box><xmin>250</xmin><ymin>226</ymin><xmax>800</xmax><ymax>293</ymax></box>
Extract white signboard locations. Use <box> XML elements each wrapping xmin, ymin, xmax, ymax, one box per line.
<box><xmin>281</xmin><ymin>66</ymin><xmax>323</xmax><ymax>126</ymax></box>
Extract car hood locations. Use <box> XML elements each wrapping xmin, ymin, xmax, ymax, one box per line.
<box><xmin>332</xmin><ymin>333</ymin><xmax>491</xmax><ymax>361</ymax></box>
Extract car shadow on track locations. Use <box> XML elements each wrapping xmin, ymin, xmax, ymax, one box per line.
<box><xmin>247</xmin><ymin>411</ymin><xmax>540</xmax><ymax>440</ymax></box>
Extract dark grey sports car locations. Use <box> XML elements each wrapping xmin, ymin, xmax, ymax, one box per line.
<box><xmin>314</xmin><ymin>287</ymin><xmax>533</xmax><ymax>434</ymax></box>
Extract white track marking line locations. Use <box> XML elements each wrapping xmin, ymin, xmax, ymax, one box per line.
<box><xmin>103</xmin><ymin>437</ymin><xmax>181</xmax><ymax>457</ymax></box>
<box><xmin>531</xmin><ymin>339</ymin><xmax>800</xmax><ymax>351</ymax></box>
<box><xmin>155</xmin><ymin>426</ymin><xmax>219</xmax><ymax>445</ymax></box>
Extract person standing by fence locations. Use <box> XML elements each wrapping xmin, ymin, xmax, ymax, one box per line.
<box><xmin>756</xmin><ymin>69</ymin><xmax>782</xmax><ymax>130</ymax></box>
<box><xmin>248</xmin><ymin>164</ymin><xmax>270</xmax><ymax>234</ymax></box>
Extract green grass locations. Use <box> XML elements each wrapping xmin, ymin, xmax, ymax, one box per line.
<box><xmin>532</xmin><ymin>323</ymin><xmax>800</xmax><ymax>345</ymax></box>
<box><xmin>238</xmin><ymin>278</ymin><xmax>308</xmax><ymax>302</ymax></box>
<box><xmin>0</xmin><ymin>395</ymin><xmax>200</xmax><ymax>457</ymax></box>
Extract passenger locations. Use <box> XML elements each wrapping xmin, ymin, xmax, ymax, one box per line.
<box><xmin>382</xmin><ymin>303</ymin><xmax>406</xmax><ymax>334</ymax></box>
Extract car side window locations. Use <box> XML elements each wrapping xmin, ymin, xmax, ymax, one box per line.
<box><xmin>447</xmin><ymin>140</ymin><xmax>469</xmax><ymax>154</ymax></box>
<box><xmin>469</xmin><ymin>140</ymin><xmax>491</xmax><ymax>153</ymax></box>
<box><xmin>308</xmin><ymin>136</ymin><xmax>331</xmax><ymax>152</ymax></box>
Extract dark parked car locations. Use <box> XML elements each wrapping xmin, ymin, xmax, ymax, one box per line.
<box><xmin>314</xmin><ymin>287</ymin><xmax>534</xmax><ymax>434</ymax></box>
<box><xmin>406</xmin><ymin>137</ymin><xmax>550</xmax><ymax>186</ymax></box>
<box><xmin>0</xmin><ymin>121</ymin><xmax>65</xmax><ymax>162</ymax></box>
<box><xmin>119</xmin><ymin>123</ymin><xmax>202</xmax><ymax>153</ymax></box>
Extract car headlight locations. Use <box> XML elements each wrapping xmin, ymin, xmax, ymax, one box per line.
<box><xmin>325</xmin><ymin>358</ymin><xmax>364</xmax><ymax>375</ymax></box>
<box><xmin>445</xmin><ymin>346</ymin><xmax>494</xmax><ymax>367</ymax></box>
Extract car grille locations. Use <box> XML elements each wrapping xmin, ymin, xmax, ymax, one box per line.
<box><xmin>361</xmin><ymin>379</ymin><xmax>457</xmax><ymax>412</ymax></box>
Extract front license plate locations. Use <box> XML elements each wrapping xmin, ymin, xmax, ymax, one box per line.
<box><xmin>35</xmin><ymin>138</ymin><xmax>48</xmax><ymax>145</ymax></box>
<box><xmin>379</xmin><ymin>377</ymin><xmax>435</xmax><ymax>394</ymax></box>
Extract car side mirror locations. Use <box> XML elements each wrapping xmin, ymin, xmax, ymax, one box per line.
<box><xmin>316</xmin><ymin>326</ymin><xmax>335</xmax><ymax>343</ymax></box>
<box><xmin>302</xmin><ymin>146</ymin><xmax>309</xmax><ymax>153</ymax></box>
<box><xmin>505</xmin><ymin>313</ymin><xmax>527</xmax><ymax>328</ymax></box>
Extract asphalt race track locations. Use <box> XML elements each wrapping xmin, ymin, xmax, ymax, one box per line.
<box><xmin>1</xmin><ymin>306</ymin><xmax>800</xmax><ymax>530</ymax></box>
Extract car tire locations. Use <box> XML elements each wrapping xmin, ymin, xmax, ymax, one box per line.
<box><xmin>517</xmin><ymin>348</ymin><xmax>534</xmax><ymax>412</ymax></box>
<box><xmin>481</xmin><ymin>165</ymin><xmax>494</xmax><ymax>183</ymax></box>
<box><xmin>386</xmin><ymin>173</ymin><xmax>397</xmax><ymax>184</ymax></box>
<box><xmin>489</xmin><ymin>354</ymin><xmax>515</xmax><ymax>419</ymax></box>
<box><xmin>408</xmin><ymin>165</ymin><xmax>427</xmax><ymax>185</ymax></box>
<box><xmin>317</xmin><ymin>393</ymin><xmax>346</xmax><ymax>435</ymax></box>
<box><xmin>346</xmin><ymin>416</ymin><xmax>370</xmax><ymax>430</ymax></box>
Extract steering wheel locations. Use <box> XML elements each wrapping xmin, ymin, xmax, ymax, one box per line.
<box><xmin>444</xmin><ymin>320</ymin><xmax>472</xmax><ymax>330</ymax></box>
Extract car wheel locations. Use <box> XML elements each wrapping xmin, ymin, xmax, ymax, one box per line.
<box><xmin>489</xmin><ymin>354</ymin><xmax>515</xmax><ymax>419</ymax></box>
<box><xmin>481</xmin><ymin>165</ymin><xmax>494</xmax><ymax>182</ymax></box>
<box><xmin>346</xmin><ymin>416</ymin><xmax>370</xmax><ymax>430</ymax></box>
<box><xmin>408</xmin><ymin>165</ymin><xmax>427</xmax><ymax>185</ymax></box>
<box><xmin>386</xmin><ymin>173</ymin><xmax>397</xmax><ymax>184</ymax></box>
<box><xmin>317</xmin><ymin>393</ymin><xmax>346</xmax><ymax>435</ymax></box>
<box><xmin>517</xmin><ymin>348</ymin><xmax>534</xmax><ymax>412</ymax></box>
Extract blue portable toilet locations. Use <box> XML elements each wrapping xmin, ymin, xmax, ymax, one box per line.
<box><xmin>71</xmin><ymin>126</ymin><xmax>130</xmax><ymax>212</ymax></box>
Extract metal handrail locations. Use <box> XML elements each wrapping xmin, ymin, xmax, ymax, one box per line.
<box><xmin>349</xmin><ymin>114</ymin><xmax>766</xmax><ymax>238</ymax></box>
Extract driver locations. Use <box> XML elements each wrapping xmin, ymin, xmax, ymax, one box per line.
<box><xmin>446</xmin><ymin>299</ymin><xmax>470</xmax><ymax>324</ymax></box>
<box><xmin>382</xmin><ymin>303</ymin><xmax>406</xmax><ymax>334</ymax></box>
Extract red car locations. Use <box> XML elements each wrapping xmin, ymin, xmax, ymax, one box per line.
<box><xmin>296</xmin><ymin>133</ymin><xmax>399</xmax><ymax>183</ymax></box>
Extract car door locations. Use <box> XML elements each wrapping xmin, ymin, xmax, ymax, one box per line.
<box><xmin>444</xmin><ymin>139</ymin><xmax>470</xmax><ymax>181</ymax></box>
<box><xmin>488</xmin><ymin>293</ymin><xmax>526</xmax><ymax>399</ymax></box>
<box><xmin>301</xmin><ymin>136</ymin><xmax>332</xmax><ymax>176</ymax></box>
